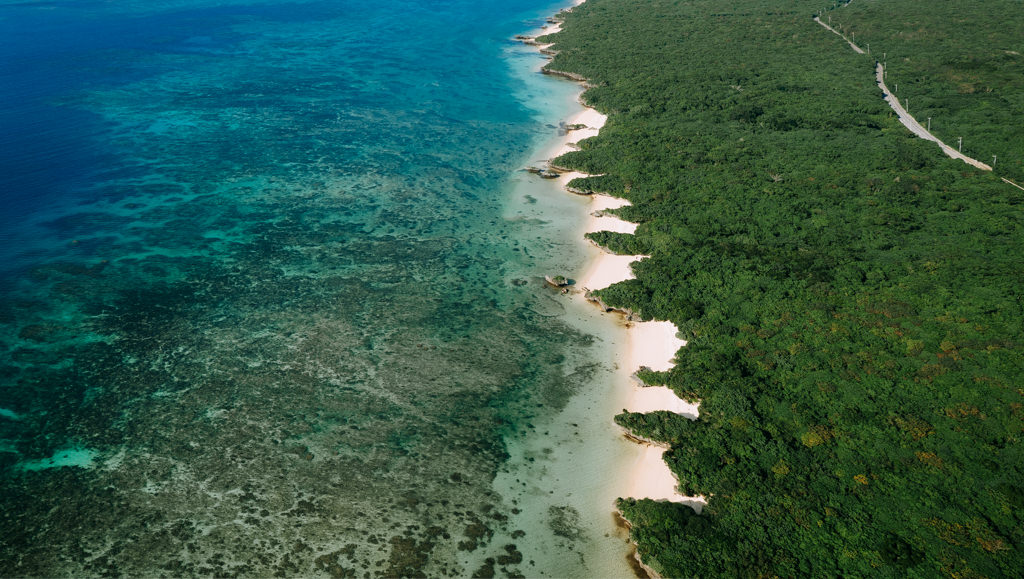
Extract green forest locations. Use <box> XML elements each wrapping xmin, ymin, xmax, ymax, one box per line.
<box><xmin>541</xmin><ymin>0</ymin><xmax>1023</xmax><ymax>576</ymax></box>
<box><xmin>824</xmin><ymin>0</ymin><xmax>1024</xmax><ymax>183</ymax></box>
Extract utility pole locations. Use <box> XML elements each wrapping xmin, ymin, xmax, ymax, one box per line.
<box><xmin>993</xmin><ymin>155</ymin><xmax>997</xmax><ymax>167</ymax></box>
<box><xmin>927</xmin><ymin>117</ymin><xmax>931</xmax><ymax>131</ymax></box>
<box><xmin>958</xmin><ymin>137</ymin><xmax>962</xmax><ymax>152</ymax></box>
<box><xmin>905</xmin><ymin>98</ymin><xmax>908</xmax><ymax>112</ymax></box>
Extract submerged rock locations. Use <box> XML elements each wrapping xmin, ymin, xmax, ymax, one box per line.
<box><xmin>524</xmin><ymin>166</ymin><xmax>561</xmax><ymax>179</ymax></box>
<box><xmin>558</xmin><ymin>121</ymin><xmax>587</xmax><ymax>135</ymax></box>
<box><xmin>544</xmin><ymin>275</ymin><xmax>571</xmax><ymax>288</ymax></box>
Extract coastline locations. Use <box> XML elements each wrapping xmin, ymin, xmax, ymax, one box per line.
<box><xmin>531</xmin><ymin>7</ymin><xmax>705</xmax><ymax>509</ymax></box>
<box><xmin>487</xmin><ymin>2</ymin><xmax>705</xmax><ymax>575</ymax></box>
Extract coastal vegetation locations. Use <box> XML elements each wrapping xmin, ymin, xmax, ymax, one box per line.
<box><xmin>543</xmin><ymin>0</ymin><xmax>1023</xmax><ymax>576</ymax></box>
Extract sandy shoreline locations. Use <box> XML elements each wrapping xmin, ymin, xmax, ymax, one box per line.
<box><xmin>529</xmin><ymin>7</ymin><xmax>706</xmax><ymax>511</ymax></box>
<box><xmin>488</xmin><ymin>3</ymin><xmax>707</xmax><ymax>575</ymax></box>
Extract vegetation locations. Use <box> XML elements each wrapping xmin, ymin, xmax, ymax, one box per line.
<box><xmin>543</xmin><ymin>0</ymin><xmax>1023</xmax><ymax>576</ymax></box>
<box><xmin>824</xmin><ymin>0</ymin><xmax>1024</xmax><ymax>182</ymax></box>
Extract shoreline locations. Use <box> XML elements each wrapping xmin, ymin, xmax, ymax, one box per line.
<box><xmin>529</xmin><ymin>0</ymin><xmax>707</xmax><ymax>513</ymax></box>
<box><xmin>491</xmin><ymin>3</ymin><xmax>705</xmax><ymax>575</ymax></box>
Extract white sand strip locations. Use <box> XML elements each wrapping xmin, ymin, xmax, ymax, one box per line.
<box><xmin>544</xmin><ymin>106</ymin><xmax>607</xmax><ymax>161</ymax></box>
<box><xmin>627</xmin><ymin>320</ymin><xmax>686</xmax><ymax>372</ymax></box>
<box><xmin>545</xmin><ymin>21</ymin><xmax>562</xmax><ymax>34</ymax></box>
<box><xmin>622</xmin><ymin>322</ymin><xmax>703</xmax><ymax>505</ymax></box>
<box><xmin>587</xmin><ymin>195</ymin><xmax>636</xmax><ymax>235</ymax></box>
<box><xmin>531</xmin><ymin>5</ymin><xmax>707</xmax><ymax>515</ymax></box>
<box><xmin>628</xmin><ymin>385</ymin><xmax>699</xmax><ymax>420</ymax></box>
<box><xmin>574</xmin><ymin>197</ymin><xmax>641</xmax><ymax>293</ymax></box>
<box><xmin>624</xmin><ymin>443</ymin><xmax>707</xmax><ymax>512</ymax></box>
<box><xmin>576</xmin><ymin>253</ymin><xmax>639</xmax><ymax>291</ymax></box>
<box><xmin>625</xmin><ymin>444</ymin><xmax>680</xmax><ymax>501</ymax></box>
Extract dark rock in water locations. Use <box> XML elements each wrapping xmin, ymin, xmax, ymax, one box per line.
<box><xmin>544</xmin><ymin>275</ymin><xmax>571</xmax><ymax>288</ymax></box>
<box><xmin>541</xmin><ymin>68</ymin><xmax>590</xmax><ymax>84</ymax></box>
<box><xmin>584</xmin><ymin>291</ymin><xmax>635</xmax><ymax>318</ymax></box>
<box><xmin>525</xmin><ymin>166</ymin><xmax>561</xmax><ymax>179</ymax></box>
<box><xmin>547</xmin><ymin>505</ymin><xmax>584</xmax><ymax>541</ymax></box>
<box><xmin>585</xmin><ymin>291</ymin><xmax>608</xmax><ymax>310</ymax></box>
<box><xmin>558</xmin><ymin>122</ymin><xmax>587</xmax><ymax>136</ymax></box>
<box><xmin>496</xmin><ymin>544</ymin><xmax>523</xmax><ymax>566</ymax></box>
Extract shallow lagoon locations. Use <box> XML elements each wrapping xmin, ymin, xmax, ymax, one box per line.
<box><xmin>0</xmin><ymin>0</ymin><xmax>639</xmax><ymax>576</ymax></box>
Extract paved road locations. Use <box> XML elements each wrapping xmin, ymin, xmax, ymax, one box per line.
<box><xmin>813</xmin><ymin>17</ymin><xmax>865</xmax><ymax>54</ymax></box>
<box><xmin>814</xmin><ymin>15</ymin><xmax>993</xmax><ymax>171</ymax></box>
<box><xmin>875</xmin><ymin>64</ymin><xmax>993</xmax><ymax>171</ymax></box>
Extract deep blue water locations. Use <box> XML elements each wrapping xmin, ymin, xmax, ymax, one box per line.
<box><xmin>0</xmin><ymin>0</ymin><xmax>561</xmax><ymax>269</ymax></box>
<box><xmin>0</xmin><ymin>0</ymin><xmax>605</xmax><ymax>575</ymax></box>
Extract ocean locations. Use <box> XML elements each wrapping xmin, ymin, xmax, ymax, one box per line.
<box><xmin>0</xmin><ymin>0</ymin><xmax>640</xmax><ymax>575</ymax></box>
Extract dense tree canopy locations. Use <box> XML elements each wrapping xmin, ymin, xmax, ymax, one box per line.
<box><xmin>826</xmin><ymin>0</ymin><xmax>1024</xmax><ymax>182</ymax></box>
<box><xmin>544</xmin><ymin>0</ymin><xmax>1023</xmax><ymax>576</ymax></box>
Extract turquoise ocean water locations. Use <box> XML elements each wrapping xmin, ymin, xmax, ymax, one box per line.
<box><xmin>0</xmin><ymin>0</ymin><xmax>638</xmax><ymax>576</ymax></box>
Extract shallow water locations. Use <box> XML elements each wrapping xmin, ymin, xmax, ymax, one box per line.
<box><xmin>0</xmin><ymin>0</ymin><xmax>639</xmax><ymax>576</ymax></box>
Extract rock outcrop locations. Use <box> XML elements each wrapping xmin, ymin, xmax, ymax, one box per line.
<box><xmin>584</xmin><ymin>291</ymin><xmax>637</xmax><ymax>319</ymax></box>
<box><xmin>525</xmin><ymin>166</ymin><xmax>562</xmax><ymax>179</ymax></box>
<box><xmin>544</xmin><ymin>275</ymin><xmax>571</xmax><ymax>288</ymax></box>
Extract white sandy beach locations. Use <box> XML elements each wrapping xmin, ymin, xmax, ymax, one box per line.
<box><xmin>621</xmin><ymin>321</ymin><xmax>703</xmax><ymax>507</ymax></box>
<box><xmin>549</xmin><ymin>86</ymin><xmax>705</xmax><ymax>509</ymax></box>
<box><xmin>492</xmin><ymin>5</ymin><xmax>706</xmax><ymax>575</ymax></box>
<box><xmin>625</xmin><ymin>319</ymin><xmax>686</xmax><ymax>371</ymax></box>
<box><xmin>588</xmin><ymin>194</ymin><xmax>637</xmax><ymax>234</ymax></box>
<box><xmin>575</xmin><ymin>252</ymin><xmax>639</xmax><ymax>292</ymax></box>
<box><xmin>548</xmin><ymin>106</ymin><xmax>606</xmax><ymax>160</ymax></box>
<box><xmin>619</xmin><ymin>319</ymin><xmax>704</xmax><ymax>506</ymax></box>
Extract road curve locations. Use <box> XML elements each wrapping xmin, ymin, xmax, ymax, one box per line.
<box><xmin>815</xmin><ymin>15</ymin><xmax>993</xmax><ymax>171</ymax></box>
<box><xmin>875</xmin><ymin>64</ymin><xmax>993</xmax><ymax>171</ymax></box>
